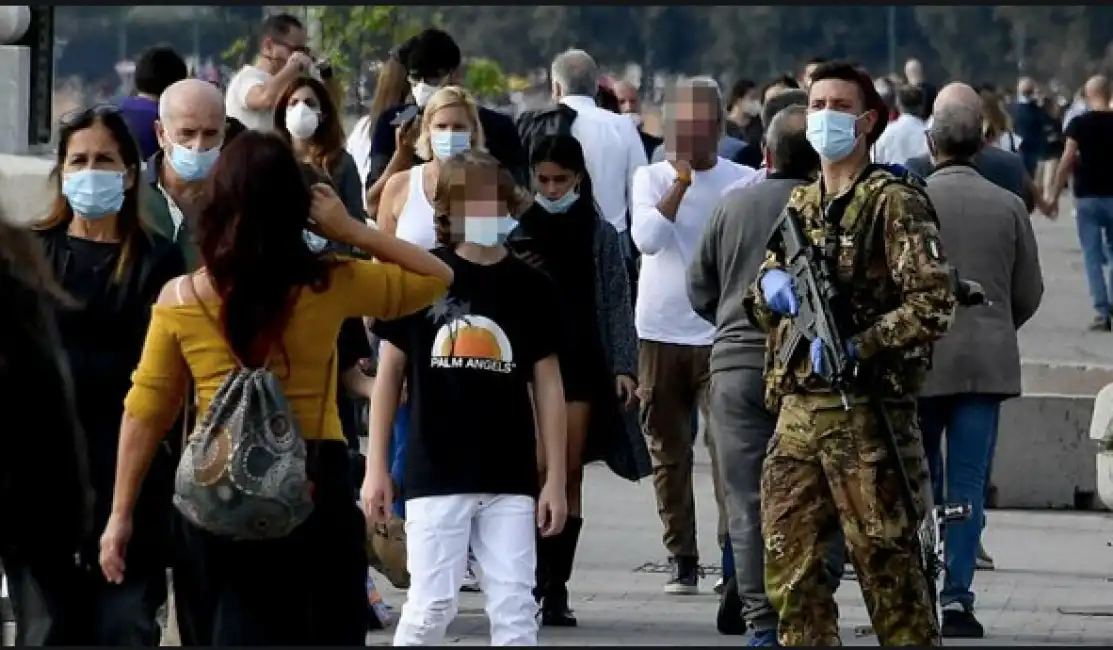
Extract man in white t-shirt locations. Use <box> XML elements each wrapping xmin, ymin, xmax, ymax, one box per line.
<box><xmin>630</xmin><ymin>77</ymin><xmax>761</xmax><ymax>597</ymax></box>
<box><xmin>225</xmin><ymin>13</ymin><xmax>313</xmax><ymax>132</ymax></box>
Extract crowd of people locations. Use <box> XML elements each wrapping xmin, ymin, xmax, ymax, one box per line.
<box><xmin>0</xmin><ymin>10</ymin><xmax>1067</xmax><ymax>648</ymax></box>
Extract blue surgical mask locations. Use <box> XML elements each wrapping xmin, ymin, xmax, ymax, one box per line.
<box><xmin>430</xmin><ymin>130</ymin><xmax>471</xmax><ymax>160</ymax></box>
<box><xmin>61</xmin><ymin>169</ymin><xmax>126</xmax><ymax>219</ymax></box>
<box><xmin>463</xmin><ymin>216</ymin><xmax>515</xmax><ymax>246</ymax></box>
<box><xmin>805</xmin><ymin>109</ymin><xmax>862</xmax><ymax>162</ymax></box>
<box><xmin>168</xmin><ymin>142</ymin><xmax>221</xmax><ymax>182</ymax></box>
<box><xmin>303</xmin><ymin>230</ymin><xmax>328</xmax><ymax>253</ymax></box>
<box><xmin>534</xmin><ymin>189</ymin><xmax>580</xmax><ymax>214</ymax></box>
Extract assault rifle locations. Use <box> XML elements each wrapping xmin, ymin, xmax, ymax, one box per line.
<box><xmin>773</xmin><ymin>206</ymin><xmax>983</xmax><ymax>630</ymax></box>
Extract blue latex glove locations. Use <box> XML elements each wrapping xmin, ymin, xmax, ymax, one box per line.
<box><xmin>811</xmin><ymin>338</ymin><xmax>858</xmax><ymax>378</ymax></box>
<box><xmin>760</xmin><ymin>269</ymin><xmax>799</xmax><ymax>316</ymax></box>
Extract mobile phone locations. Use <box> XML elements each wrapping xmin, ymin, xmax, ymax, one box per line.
<box><xmin>390</xmin><ymin>104</ymin><xmax>420</xmax><ymax>128</ymax></box>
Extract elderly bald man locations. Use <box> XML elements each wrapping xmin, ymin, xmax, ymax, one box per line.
<box><xmin>906</xmin><ymin>83</ymin><xmax>1035</xmax><ymax>213</ymax></box>
<box><xmin>141</xmin><ymin>78</ymin><xmax>226</xmax><ymax>269</ymax></box>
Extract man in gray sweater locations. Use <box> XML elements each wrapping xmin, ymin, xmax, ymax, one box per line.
<box><xmin>687</xmin><ymin>104</ymin><xmax>841</xmax><ymax>645</ymax></box>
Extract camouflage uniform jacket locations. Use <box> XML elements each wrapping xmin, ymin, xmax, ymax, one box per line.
<box><xmin>743</xmin><ymin>165</ymin><xmax>957</xmax><ymax>411</ymax></box>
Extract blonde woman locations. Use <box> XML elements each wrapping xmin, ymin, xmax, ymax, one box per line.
<box><xmin>371</xmin><ymin>86</ymin><xmax>486</xmax><ymax>244</ymax></box>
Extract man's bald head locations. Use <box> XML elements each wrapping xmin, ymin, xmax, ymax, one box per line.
<box><xmin>156</xmin><ymin>79</ymin><xmax>226</xmax><ymax>179</ymax></box>
<box><xmin>159</xmin><ymin>78</ymin><xmax>224</xmax><ymax>124</ymax></box>
<box><xmin>613</xmin><ymin>80</ymin><xmax>640</xmax><ymax>115</ymax></box>
<box><xmin>1084</xmin><ymin>75</ymin><xmax>1111</xmax><ymax>108</ymax></box>
<box><xmin>933</xmin><ymin>82</ymin><xmax>982</xmax><ymax>116</ymax></box>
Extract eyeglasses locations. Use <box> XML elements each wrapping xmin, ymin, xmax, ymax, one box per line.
<box><xmin>58</xmin><ymin>104</ymin><xmax>122</xmax><ymax>130</ymax></box>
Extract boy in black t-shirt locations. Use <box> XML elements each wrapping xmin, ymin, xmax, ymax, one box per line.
<box><xmin>365</xmin><ymin>151</ymin><xmax>568</xmax><ymax>646</ymax></box>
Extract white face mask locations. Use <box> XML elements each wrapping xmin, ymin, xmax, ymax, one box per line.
<box><xmin>625</xmin><ymin>112</ymin><xmax>643</xmax><ymax>128</ymax></box>
<box><xmin>411</xmin><ymin>82</ymin><xmax>440</xmax><ymax>108</ymax></box>
<box><xmin>463</xmin><ymin>216</ymin><xmax>515</xmax><ymax>247</ymax></box>
<box><xmin>286</xmin><ymin>102</ymin><xmax>320</xmax><ymax>140</ymax></box>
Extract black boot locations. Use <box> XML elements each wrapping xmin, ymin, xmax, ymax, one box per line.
<box><xmin>540</xmin><ymin>516</ymin><xmax>582</xmax><ymax>627</ymax></box>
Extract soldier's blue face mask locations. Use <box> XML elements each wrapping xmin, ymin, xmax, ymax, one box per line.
<box><xmin>806</xmin><ymin>109</ymin><xmax>864</xmax><ymax>163</ymax></box>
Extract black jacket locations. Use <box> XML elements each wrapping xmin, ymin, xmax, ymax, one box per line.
<box><xmin>38</xmin><ymin>223</ymin><xmax>186</xmax><ymax>567</ymax></box>
<box><xmin>0</xmin><ymin>228</ymin><xmax>94</xmax><ymax>559</ymax></box>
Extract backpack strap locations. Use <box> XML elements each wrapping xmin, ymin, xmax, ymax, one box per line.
<box><xmin>186</xmin><ymin>272</ymin><xmax>250</xmax><ymax>369</ymax></box>
<box><xmin>183</xmin><ymin>272</ymin><xmax>337</xmax><ymax>446</ymax></box>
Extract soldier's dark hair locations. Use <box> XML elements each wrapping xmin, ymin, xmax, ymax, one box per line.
<box><xmin>808</xmin><ymin>60</ymin><xmax>889</xmax><ymax>145</ymax></box>
<box><xmin>896</xmin><ymin>85</ymin><xmax>925</xmax><ymax>116</ymax></box>
<box><xmin>804</xmin><ymin>56</ymin><xmax>829</xmax><ymax>67</ymax></box>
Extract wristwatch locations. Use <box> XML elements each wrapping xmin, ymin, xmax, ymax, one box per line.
<box><xmin>675</xmin><ymin>171</ymin><xmax>692</xmax><ymax>185</ymax></box>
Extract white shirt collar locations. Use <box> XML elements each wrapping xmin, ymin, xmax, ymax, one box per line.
<box><xmin>560</xmin><ymin>94</ymin><xmax>597</xmax><ymax>110</ymax></box>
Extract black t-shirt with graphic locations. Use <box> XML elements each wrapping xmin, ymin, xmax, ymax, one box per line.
<box><xmin>373</xmin><ymin>246</ymin><xmax>559</xmax><ymax>500</ymax></box>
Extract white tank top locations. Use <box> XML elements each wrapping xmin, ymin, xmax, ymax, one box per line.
<box><xmin>394</xmin><ymin>164</ymin><xmax>437</xmax><ymax>250</ymax></box>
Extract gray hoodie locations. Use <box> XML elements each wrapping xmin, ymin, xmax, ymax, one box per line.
<box><xmin>687</xmin><ymin>174</ymin><xmax>809</xmax><ymax>373</ymax></box>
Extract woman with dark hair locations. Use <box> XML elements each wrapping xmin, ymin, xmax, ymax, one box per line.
<box><xmin>366</xmin><ymin>150</ymin><xmax>565</xmax><ymax>646</ymax></box>
<box><xmin>21</xmin><ymin>105</ymin><xmax>186</xmax><ymax>644</ymax></box>
<box><xmin>276</xmin><ymin>76</ymin><xmax>366</xmax><ymax>221</ymax></box>
<box><xmin>508</xmin><ymin>134</ymin><xmax>647</xmax><ymax>627</ymax></box>
<box><xmin>97</xmin><ymin>130</ymin><xmax>453</xmax><ymax>645</ymax></box>
<box><xmin>0</xmin><ymin>213</ymin><xmax>95</xmax><ymax>646</ymax></box>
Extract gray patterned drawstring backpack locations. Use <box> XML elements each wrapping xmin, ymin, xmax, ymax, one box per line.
<box><xmin>173</xmin><ymin>275</ymin><xmax>322</xmax><ymax>540</ymax></box>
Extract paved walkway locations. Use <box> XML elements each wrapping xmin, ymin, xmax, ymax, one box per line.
<box><xmin>367</xmin><ymin>451</ymin><xmax>1113</xmax><ymax>646</ymax></box>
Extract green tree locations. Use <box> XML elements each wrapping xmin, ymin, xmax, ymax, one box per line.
<box><xmin>464</xmin><ymin>57</ymin><xmax>507</xmax><ymax>100</ymax></box>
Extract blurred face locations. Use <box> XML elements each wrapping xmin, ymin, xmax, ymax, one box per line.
<box><xmin>63</xmin><ymin>122</ymin><xmax>135</xmax><ymax>188</ymax></box>
<box><xmin>534</xmin><ymin>161</ymin><xmax>581</xmax><ymax>200</ymax></box>
<box><xmin>262</xmin><ymin>27</ymin><xmax>308</xmax><ymax>69</ymax></box>
<box><xmin>462</xmin><ymin>170</ymin><xmax>506</xmax><ymax>217</ymax></box>
<box><xmin>614</xmin><ymin>84</ymin><xmax>640</xmax><ymax>115</ymax></box>
<box><xmin>668</xmin><ymin>89</ymin><xmax>720</xmax><ymax>160</ymax></box>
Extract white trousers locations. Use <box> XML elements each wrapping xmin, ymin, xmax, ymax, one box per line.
<box><xmin>393</xmin><ymin>494</ymin><xmax>539</xmax><ymax>646</ymax></box>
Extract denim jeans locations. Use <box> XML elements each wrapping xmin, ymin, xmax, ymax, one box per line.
<box><xmin>918</xmin><ymin>394</ymin><xmax>1002</xmax><ymax>611</ymax></box>
<box><xmin>1075</xmin><ymin>197</ymin><xmax>1113</xmax><ymax>317</ymax></box>
<box><xmin>390</xmin><ymin>403</ymin><xmax>410</xmax><ymax>519</ymax></box>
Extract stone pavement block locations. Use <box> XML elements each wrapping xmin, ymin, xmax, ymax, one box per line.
<box><xmin>365</xmin><ymin>461</ymin><xmax>1113</xmax><ymax>646</ymax></box>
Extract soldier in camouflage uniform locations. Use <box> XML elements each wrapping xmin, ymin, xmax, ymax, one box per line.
<box><xmin>743</xmin><ymin>61</ymin><xmax>955</xmax><ymax>646</ymax></box>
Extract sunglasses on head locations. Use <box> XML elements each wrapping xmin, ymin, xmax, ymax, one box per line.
<box><xmin>58</xmin><ymin>104</ymin><xmax>122</xmax><ymax>130</ymax></box>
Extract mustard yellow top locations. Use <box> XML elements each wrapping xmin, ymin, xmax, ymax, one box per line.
<box><xmin>124</xmin><ymin>258</ymin><xmax>448</xmax><ymax>441</ymax></box>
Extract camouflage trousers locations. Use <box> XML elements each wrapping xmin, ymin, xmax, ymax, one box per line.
<box><xmin>761</xmin><ymin>394</ymin><xmax>941</xmax><ymax>647</ymax></box>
